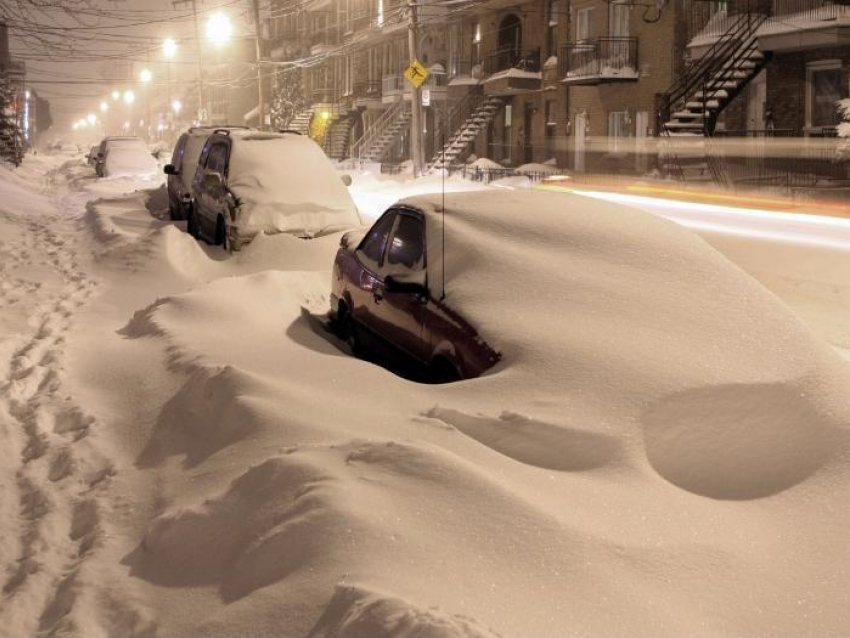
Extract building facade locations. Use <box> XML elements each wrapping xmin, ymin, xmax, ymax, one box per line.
<box><xmin>265</xmin><ymin>0</ymin><xmax>849</xmax><ymax>171</ymax></box>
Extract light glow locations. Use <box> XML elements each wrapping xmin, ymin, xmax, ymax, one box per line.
<box><xmin>163</xmin><ymin>38</ymin><xmax>177</xmax><ymax>59</ymax></box>
<box><xmin>123</xmin><ymin>89</ymin><xmax>135</xmax><ymax>104</ymax></box>
<box><xmin>100</xmin><ymin>101</ymin><xmax>109</xmax><ymax>113</ymax></box>
<box><xmin>206</xmin><ymin>12</ymin><xmax>233</xmax><ymax>45</ymax></box>
<box><xmin>172</xmin><ymin>99</ymin><xmax>182</xmax><ymax>114</ymax></box>
<box><xmin>140</xmin><ymin>68</ymin><xmax>153</xmax><ymax>83</ymax></box>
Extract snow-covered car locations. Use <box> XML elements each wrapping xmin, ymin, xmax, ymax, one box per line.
<box><xmin>331</xmin><ymin>196</ymin><xmax>502</xmax><ymax>382</ymax></box>
<box><xmin>164</xmin><ymin>126</ymin><xmax>248</xmax><ymax>221</ymax></box>
<box><xmin>188</xmin><ymin>130</ymin><xmax>361</xmax><ymax>251</ymax></box>
<box><xmin>86</xmin><ymin>145</ymin><xmax>98</xmax><ymax>166</ymax></box>
<box><xmin>95</xmin><ymin>137</ymin><xmax>153</xmax><ymax>178</ymax></box>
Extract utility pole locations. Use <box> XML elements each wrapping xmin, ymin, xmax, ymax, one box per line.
<box><xmin>174</xmin><ymin>0</ymin><xmax>205</xmax><ymax>123</ymax></box>
<box><xmin>250</xmin><ymin>0</ymin><xmax>266</xmax><ymax>130</ymax></box>
<box><xmin>407</xmin><ymin>0</ymin><xmax>424</xmax><ymax>176</ymax></box>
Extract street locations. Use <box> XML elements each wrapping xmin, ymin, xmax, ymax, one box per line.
<box><xmin>0</xmin><ymin>151</ymin><xmax>848</xmax><ymax>637</ymax></box>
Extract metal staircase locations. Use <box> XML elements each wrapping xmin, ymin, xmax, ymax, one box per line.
<box><xmin>287</xmin><ymin>107</ymin><xmax>314</xmax><ymax>135</ymax></box>
<box><xmin>662</xmin><ymin>13</ymin><xmax>770</xmax><ymax>137</ymax></box>
<box><xmin>323</xmin><ymin>114</ymin><xmax>356</xmax><ymax>159</ymax></box>
<box><xmin>429</xmin><ymin>96</ymin><xmax>504</xmax><ymax>171</ymax></box>
<box><xmin>350</xmin><ymin>100</ymin><xmax>411</xmax><ymax>163</ymax></box>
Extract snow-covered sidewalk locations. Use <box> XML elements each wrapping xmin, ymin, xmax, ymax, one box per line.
<box><xmin>1</xmin><ymin>154</ymin><xmax>848</xmax><ymax>638</ymax></box>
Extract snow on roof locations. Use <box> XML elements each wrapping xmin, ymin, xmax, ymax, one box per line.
<box><xmin>226</xmin><ymin>133</ymin><xmax>362</xmax><ymax>237</ymax></box>
<box><xmin>484</xmin><ymin>68</ymin><xmax>542</xmax><ymax>82</ymax></box>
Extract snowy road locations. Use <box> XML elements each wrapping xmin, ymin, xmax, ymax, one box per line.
<box><xmin>0</xmin><ymin>155</ymin><xmax>848</xmax><ymax>638</ymax></box>
<box><xmin>572</xmin><ymin>188</ymin><xmax>850</xmax><ymax>250</ymax></box>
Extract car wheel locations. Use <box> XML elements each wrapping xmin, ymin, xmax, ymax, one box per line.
<box><xmin>187</xmin><ymin>210</ymin><xmax>199</xmax><ymax>239</ymax></box>
<box><xmin>337</xmin><ymin>303</ymin><xmax>361</xmax><ymax>357</ymax></box>
<box><xmin>215</xmin><ymin>216</ymin><xmax>229</xmax><ymax>251</ymax></box>
<box><xmin>429</xmin><ymin>357</ymin><xmax>461</xmax><ymax>384</ymax></box>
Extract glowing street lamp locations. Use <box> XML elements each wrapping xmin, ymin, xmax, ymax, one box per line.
<box><xmin>140</xmin><ymin>68</ymin><xmax>153</xmax><ymax>83</ymax></box>
<box><xmin>163</xmin><ymin>38</ymin><xmax>177</xmax><ymax>59</ymax></box>
<box><xmin>206</xmin><ymin>12</ymin><xmax>233</xmax><ymax>46</ymax></box>
<box><xmin>123</xmin><ymin>89</ymin><xmax>135</xmax><ymax>104</ymax></box>
<box><xmin>86</xmin><ymin>113</ymin><xmax>97</xmax><ymax>126</ymax></box>
<box><xmin>172</xmin><ymin>99</ymin><xmax>182</xmax><ymax>114</ymax></box>
<box><xmin>111</xmin><ymin>90</ymin><xmax>121</xmax><ymax>101</ymax></box>
<box><xmin>100</xmin><ymin>101</ymin><xmax>109</xmax><ymax>113</ymax></box>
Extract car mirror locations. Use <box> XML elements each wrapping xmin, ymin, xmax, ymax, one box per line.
<box><xmin>203</xmin><ymin>171</ymin><xmax>223</xmax><ymax>188</ymax></box>
<box><xmin>164</xmin><ymin>164</ymin><xmax>178</xmax><ymax>176</ymax></box>
<box><xmin>340</xmin><ymin>174</ymin><xmax>352</xmax><ymax>187</ymax></box>
<box><xmin>385</xmin><ymin>275</ymin><xmax>427</xmax><ymax>297</ymax></box>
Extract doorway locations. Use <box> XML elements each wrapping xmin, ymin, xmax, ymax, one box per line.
<box><xmin>498</xmin><ymin>14</ymin><xmax>522</xmax><ymax>68</ymax></box>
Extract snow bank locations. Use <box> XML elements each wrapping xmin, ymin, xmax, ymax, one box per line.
<box><xmin>227</xmin><ymin>132</ymin><xmax>362</xmax><ymax>237</ymax></box>
<box><xmin>467</xmin><ymin>157</ymin><xmax>503</xmax><ymax>170</ymax></box>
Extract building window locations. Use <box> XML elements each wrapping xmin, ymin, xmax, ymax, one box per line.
<box><xmin>545</xmin><ymin>99</ymin><xmax>557</xmax><ymax>158</ymax></box>
<box><xmin>609</xmin><ymin>0</ymin><xmax>629</xmax><ymax>37</ymax></box>
<box><xmin>472</xmin><ymin>22</ymin><xmax>481</xmax><ymax>65</ymax></box>
<box><xmin>377</xmin><ymin>0</ymin><xmax>384</xmax><ymax>26</ymax></box>
<box><xmin>806</xmin><ymin>61</ymin><xmax>844</xmax><ymax>131</ymax></box>
<box><xmin>576</xmin><ymin>7</ymin><xmax>592</xmax><ymax>42</ymax></box>
<box><xmin>608</xmin><ymin>111</ymin><xmax>629</xmax><ymax>137</ymax></box>
<box><xmin>547</xmin><ymin>0</ymin><xmax>559</xmax><ymax>58</ymax></box>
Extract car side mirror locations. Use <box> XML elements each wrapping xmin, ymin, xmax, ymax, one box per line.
<box><xmin>385</xmin><ymin>275</ymin><xmax>427</xmax><ymax>297</ymax></box>
<box><xmin>164</xmin><ymin>164</ymin><xmax>178</xmax><ymax>176</ymax></box>
<box><xmin>340</xmin><ymin>174</ymin><xmax>352</xmax><ymax>187</ymax></box>
<box><xmin>202</xmin><ymin>171</ymin><xmax>223</xmax><ymax>188</ymax></box>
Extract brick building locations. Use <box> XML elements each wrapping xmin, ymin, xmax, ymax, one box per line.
<box><xmin>266</xmin><ymin>0</ymin><xmax>849</xmax><ymax>169</ymax></box>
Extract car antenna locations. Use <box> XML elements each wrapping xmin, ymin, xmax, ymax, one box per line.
<box><xmin>440</xmin><ymin>129</ymin><xmax>446</xmax><ymax>301</ymax></box>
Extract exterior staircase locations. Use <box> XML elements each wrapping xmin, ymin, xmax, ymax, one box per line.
<box><xmin>323</xmin><ymin>113</ymin><xmax>356</xmax><ymax>159</ymax></box>
<box><xmin>661</xmin><ymin>13</ymin><xmax>770</xmax><ymax>137</ymax></box>
<box><xmin>351</xmin><ymin>100</ymin><xmax>411</xmax><ymax>163</ymax></box>
<box><xmin>429</xmin><ymin>96</ymin><xmax>504</xmax><ymax>170</ymax></box>
<box><xmin>287</xmin><ymin>107</ymin><xmax>314</xmax><ymax>135</ymax></box>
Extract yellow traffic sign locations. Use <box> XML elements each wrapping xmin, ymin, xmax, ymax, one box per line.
<box><xmin>404</xmin><ymin>60</ymin><xmax>429</xmax><ymax>88</ymax></box>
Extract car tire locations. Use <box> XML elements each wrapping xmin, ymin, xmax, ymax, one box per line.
<box><xmin>215</xmin><ymin>216</ymin><xmax>228</xmax><ymax>251</ymax></box>
<box><xmin>187</xmin><ymin>210</ymin><xmax>199</xmax><ymax>239</ymax></box>
<box><xmin>429</xmin><ymin>357</ymin><xmax>461</xmax><ymax>384</ymax></box>
<box><xmin>337</xmin><ymin>303</ymin><xmax>361</xmax><ymax>357</ymax></box>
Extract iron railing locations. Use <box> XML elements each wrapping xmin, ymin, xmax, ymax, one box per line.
<box><xmin>558</xmin><ymin>37</ymin><xmax>639</xmax><ymax>81</ymax></box>
<box><xmin>483</xmin><ymin>47</ymin><xmax>541</xmax><ymax>75</ymax></box>
<box><xmin>353</xmin><ymin>80</ymin><xmax>382</xmax><ymax>100</ymax></box>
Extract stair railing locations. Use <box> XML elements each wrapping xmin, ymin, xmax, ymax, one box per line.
<box><xmin>428</xmin><ymin>94</ymin><xmax>479</xmax><ymax>169</ymax></box>
<box><xmin>351</xmin><ymin>97</ymin><xmax>406</xmax><ymax>162</ymax></box>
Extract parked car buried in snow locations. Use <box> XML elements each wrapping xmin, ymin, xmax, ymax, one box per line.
<box><xmin>163</xmin><ymin>126</ymin><xmax>249</xmax><ymax>221</ymax></box>
<box><xmin>330</xmin><ymin>199</ymin><xmax>502</xmax><ymax>382</ymax></box>
<box><xmin>95</xmin><ymin>136</ymin><xmax>156</xmax><ymax>178</ymax></box>
<box><xmin>187</xmin><ymin>130</ymin><xmax>361</xmax><ymax>251</ymax></box>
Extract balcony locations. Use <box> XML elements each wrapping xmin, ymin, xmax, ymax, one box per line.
<box><xmin>381</xmin><ymin>71</ymin><xmax>447</xmax><ymax>104</ymax></box>
<box><xmin>759</xmin><ymin>0</ymin><xmax>850</xmax><ymax>51</ymax></box>
<box><xmin>559</xmin><ymin>38</ymin><xmax>639</xmax><ymax>85</ymax></box>
<box><xmin>353</xmin><ymin>80</ymin><xmax>383</xmax><ymax>108</ymax></box>
<box><xmin>312</xmin><ymin>87</ymin><xmax>339</xmax><ymax>105</ymax></box>
<box><xmin>482</xmin><ymin>48</ymin><xmax>542</xmax><ymax>96</ymax></box>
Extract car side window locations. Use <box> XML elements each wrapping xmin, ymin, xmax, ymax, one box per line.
<box><xmin>205</xmin><ymin>143</ymin><xmax>227</xmax><ymax>174</ymax></box>
<box><xmin>386</xmin><ymin>214</ymin><xmax>424</xmax><ymax>270</ymax></box>
<box><xmin>358</xmin><ymin>212</ymin><xmax>396</xmax><ymax>267</ymax></box>
<box><xmin>171</xmin><ymin>135</ymin><xmax>187</xmax><ymax>169</ymax></box>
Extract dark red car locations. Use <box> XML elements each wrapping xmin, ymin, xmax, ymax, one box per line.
<box><xmin>330</xmin><ymin>203</ymin><xmax>500</xmax><ymax>381</ymax></box>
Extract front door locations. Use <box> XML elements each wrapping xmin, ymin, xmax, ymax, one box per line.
<box><xmin>746</xmin><ymin>69</ymin><xmax>766</xmax><ymax>132</ymax></box>
<box><xmin>523</xmin><ymin>102</ymin><xmax>534</xmax><ymax>164</ymax></box>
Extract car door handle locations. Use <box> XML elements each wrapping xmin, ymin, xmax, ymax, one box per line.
<box><xmin>373</xmin><ymin>287</ymin><xmax>384</xmax><ymax>303</ymax></box>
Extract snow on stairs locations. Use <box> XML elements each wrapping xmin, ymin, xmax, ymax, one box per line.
<box><xmin>287</xmin><ymin>108</ymin><xmax>314</xmax><ymax>135</ymax></box>
<box><xmin>324</xmin><ymin>114</ymin><xmax>356</xmax><ymax>160</ymax></box>
<box><xmin>429</xmin><ymin>97</ymin><xmax>504</xmax><ymax>171</ymax></box>
<box><xmin>662</xmin><ymin>18</ymin><xmax>769</xmax><ymax>137</ymax></box>
<box><xmin>362</xmin><ymin>108</ymin><xmax>411</xmax><ymax>162</ymax></box>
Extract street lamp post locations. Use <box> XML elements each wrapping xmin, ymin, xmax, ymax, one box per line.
<box><xmin>163</xmin><ymin>38</ymin><xmax>177</xmax><ymax>133</ymax></box>
<box><xmin>140</xmin><ymin>67</ymin><xmax>153</xmax><ymax>141</ymax></box>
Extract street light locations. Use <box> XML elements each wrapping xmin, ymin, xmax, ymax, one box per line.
<box><xmin>111</xmin><ymin>90</ymin><xmax>121</xmax><ymax>101</ymax></box>
<box><xmin>163</xmin><ymin>38</ymin><xmax>177</xmax><ymax>59</ymax></box>
<box><xmin>123</xmin><ymin>89</ymin><xmax>135</xmax><ymax>104</ymax></box>
<box><xmin>172</xmin><ymin>99</ymin><xmax>182</xmax><ymax>114</ymax></box>
<box><xmin>87</xmin><ymin>113</ymin><xmax>96</xmax><ymax>125</ymax></box>
<box><xmin>140</xmin><ymin>68</ymin><xmax>153</xmax><ymax>83</ymax></box>
<box><xmin>100</xmin><ymin>101</ymin><xmax>109</xmax><ymax>113</ymax></box>
<box><xmin>206</xmin><ymin>12</ymin><xmax>233</xmax><ymax>46</ymax></box>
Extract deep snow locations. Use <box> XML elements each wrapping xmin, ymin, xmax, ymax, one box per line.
<box><xmin>0</xmin><ymin>151</ymin><xmax>848</xmax><ymax>638</ymax></box>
